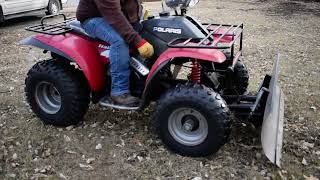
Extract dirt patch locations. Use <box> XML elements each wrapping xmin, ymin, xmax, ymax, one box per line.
<box><xmin>266</xmin><ymin>1</ymin><xmax>320</xmax><ymax>17</ymax></box>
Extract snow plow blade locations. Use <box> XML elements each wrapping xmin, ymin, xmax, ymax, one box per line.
<box><xmin>261</xmin><ymin>54</ymin><xmax>284</xmax><ymax>167</ymax></box>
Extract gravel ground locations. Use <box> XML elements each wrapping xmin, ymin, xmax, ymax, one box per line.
<box><xmin>0</xmin><ymin>0</ymin><xmax>319</xmax><ymax>179</ymax></box>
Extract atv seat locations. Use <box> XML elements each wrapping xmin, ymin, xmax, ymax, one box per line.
<box><xmin>67</xmin><ymin>20</ymin><xmax>95</xmax><ymax>39</ymax></box>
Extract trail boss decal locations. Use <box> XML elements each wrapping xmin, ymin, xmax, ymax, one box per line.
<box><xmin>98</xmin><ymin>44</ymin><xmax>110</xmax><ymax>58</ymax></box>
<box><xmin>98</xmin><ymin>44</ymin><xmax>109</xmax><ymax>49</ymax></box>
<box><xmin>153</xmin><ymin>27</ymin><xmax>182</xmax><ymax>34</ymax></box>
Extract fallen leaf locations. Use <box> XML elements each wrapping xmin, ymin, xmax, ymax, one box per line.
<box><xmin>12</xmin><ymin>153</ymin><xmax>17</xmax><ymax>160</ymax></box>
<box><xmin>303</xmin><ymin>175</ymin><xmax>319</xmax><ymax>180</ymax></box>
<box><xmin>95</xmin><ymin>144</ymin><xmax>102</xmax><ymax>150</ymax></box>
<box><xmin>86</xmin><ymin>158</ymin><xmax>95</xmax><ymax>164</ymax></box>
<box><xmin>192</xmin><ymin>177</ymin><xmax>202</xmax><ymax>180</ymax></box>
<box><xmin>59</xmin><ymin>173</ymin><xmax>67</xmax><ymax>180</ymax></box>
<box><xmin>302</xmin><ymin>158</ymin><xmax>308</xmax><ymax>165</ymax></box>
<box><xmin>79</xmin><ymin>163</ymin><xmax>93</xmax><ymax>171</ymax></box>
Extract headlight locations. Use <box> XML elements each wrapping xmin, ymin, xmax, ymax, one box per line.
<box><xmin>164</xmin><ymin>0</ymin><xmax>199</xmax><ymax>8</ymax></box>
<box><xmin>164</xmin><ymin>0</ymin><xmax>184</xmax><ymax>8</ymax></box>
<box><xmin>188</xmin><ymin>0</ymin><xmax>199</xmax><ymax>7</ymax></box>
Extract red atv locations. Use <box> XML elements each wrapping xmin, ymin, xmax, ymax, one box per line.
<box><xmin>21</xmin><ymin>0</ymin><xmax>284</xmax><ymax>166</ymax></box>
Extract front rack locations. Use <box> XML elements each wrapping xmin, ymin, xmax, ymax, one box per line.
<box><xmin>167</xmin><ymin>23</ymin><xmax>243</xmax><ymax>50</ymax></box>
<box><xmin>25</xmin><ymin>14</ymin><xmax>75</xmax><ymax>35</ymax></box>
<box><xmin>168</xmin><ymin>23</ymin><xmax>244</xmax><ymax>68</ymax></box>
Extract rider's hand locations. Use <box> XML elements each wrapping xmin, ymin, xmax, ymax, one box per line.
<box><xmin>136</xmin><ymin>39</ymin><xmax>154</xmax><ymax>59</ymax></box>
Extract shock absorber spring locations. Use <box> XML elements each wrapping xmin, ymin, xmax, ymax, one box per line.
<box><xmin>190</xmin><ymin>60</ymin><xmax>201</xmax><ymax>83</ymax></box>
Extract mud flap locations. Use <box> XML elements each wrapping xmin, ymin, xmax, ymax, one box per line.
<box><xmin>261</xmin><ymin>54</ymin><xmax>285</xmax><ymax>167</ymax></box>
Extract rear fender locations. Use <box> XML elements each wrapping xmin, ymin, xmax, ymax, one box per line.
<box><xmin>142</xmin><ymin>48</ymin><xmax>226</xmax><ymax>103</ymax></box>
<box><xmin>20</xmin><ymin>34</ymin><xmax>106</xmax><ymax>92</ymax></box>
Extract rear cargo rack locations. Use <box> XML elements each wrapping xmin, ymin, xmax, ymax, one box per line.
<box><xmin>25</xmin><ymin>14</ymin><xmax>75</xmax><ymax>35</ymax></box>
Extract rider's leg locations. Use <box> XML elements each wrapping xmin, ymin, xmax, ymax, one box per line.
<box><xmin>82</xmin><ymin>17</ymin><xmax>139</xmax><ymax>105</ymax></box>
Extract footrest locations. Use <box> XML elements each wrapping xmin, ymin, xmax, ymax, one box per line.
<box><xmin>99</xmin><ymin>96</ymin><xmax>139</xmax><ymax>110</ymax></box>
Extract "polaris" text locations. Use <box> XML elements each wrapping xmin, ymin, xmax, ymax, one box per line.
<box><xmin>153</xmin><ymin>27</ymin><xmax>182</xmax><ymax>34</ymax></box>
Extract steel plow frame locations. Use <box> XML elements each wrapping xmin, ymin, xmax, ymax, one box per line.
<box><xmin>223</xmin><ymin>54</ymin><xmax>284</xmax><ymax>166</ymax></box>
<box><xmin>261</xmin><ymin>54</ymin><xmax>284</xmax><ymax>167</ymax></box>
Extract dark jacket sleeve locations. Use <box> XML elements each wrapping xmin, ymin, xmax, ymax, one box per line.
<box><xmin>94</xmin><ymin>0</ymin><xmax>142</xmax><ymax>46</ymax></box>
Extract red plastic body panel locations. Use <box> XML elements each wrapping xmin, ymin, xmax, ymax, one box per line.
<box><xmin>31</xmin><ymin>33</ymin><xmax>227</xmax><ymax>96</ymax></box>
<box><xmin>33</xmin><ymin>33</ymin><xmax>110</xmax><ymax>92</ymax></box>
<box><xmin>146</xmin><ymin>47</ymin><xmax>226</xmax><ymax>82</ymax></box>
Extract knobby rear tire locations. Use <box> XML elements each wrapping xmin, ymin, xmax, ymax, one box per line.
<box><xmin>232</xmin><ymin>60</ymin><xmax>249</xmax><ymax>95</ymax></box>
<box><xmin>25</xmin><ymin>60</ymin><xmax>90</xmax><ymax>126</ymax></box>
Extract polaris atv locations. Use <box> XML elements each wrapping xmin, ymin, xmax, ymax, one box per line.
<box><xmin>20</xmin><ymin>0</ymin><xmax>284</xmax><ymax>166</ymax></box>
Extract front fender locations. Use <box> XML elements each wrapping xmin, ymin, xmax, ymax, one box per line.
<box><xmin>141</xmin><ymin>47</ymin><xmax>226</xmax><ymax>104</ymax></box>
<box><xmin>20</xmin><ymin>34</ymin><xmax>106</xmax><ymax>92</ymax></box>
<box><xmin>146</xmin><ymin>47</ymin><xmax>226</xmax><ymax>83</ymax></box>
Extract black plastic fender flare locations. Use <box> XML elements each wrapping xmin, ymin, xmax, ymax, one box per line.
<box><xmin>0</xmin><ymin>5</ymin><xmax>4</xmax><ymax>23</ymax></box>
<box><xmin>140</xmin><ymin>60</ymin><xmax>169</xmax><ymax>108</ymax></box>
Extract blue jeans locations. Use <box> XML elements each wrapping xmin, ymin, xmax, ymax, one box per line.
<box><xmin>82</xmin><ymin>17</ymin><xmax>130</xmax><ymax>96</ymax></box>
